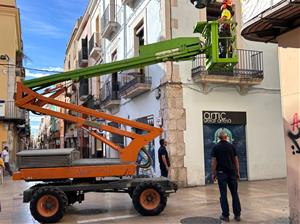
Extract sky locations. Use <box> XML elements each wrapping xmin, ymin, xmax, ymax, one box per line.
<box><xmin>16</xmin><ymin>0</ymin><xmax>88</xmax><ymax>136</ymax></box>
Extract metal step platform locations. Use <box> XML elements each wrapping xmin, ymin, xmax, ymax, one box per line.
<box><xmin>14</xmin><ymin>149</ymin><xmax>137</xmax><ymax>181</ymax></box>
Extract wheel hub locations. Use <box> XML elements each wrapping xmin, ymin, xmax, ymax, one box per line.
<box><xmin>140</xmin><ymin>189</ymin><xmax>160</xmax><ymax>210</ymax></box>
<box><xmin>37</xmin><ymin>195</ymin><xmax>59</xmax><ymax>217</ymax></box>
<box><xmin>44</xmin><ymin>201</ymin><xmax>54</xmax><ymax>210</ymax></box>
<box><xmin>146</xmin><ymin>195</ymin><xmax>153</xmax><ymax>202</ymax></box>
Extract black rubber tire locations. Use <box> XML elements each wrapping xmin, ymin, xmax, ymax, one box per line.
<box><xmin>132</xmin><ymin>182</ymin><xmax>167</xmax><ymax>216</ymax></box>
<box><xmin>128</xmin><ymin>187</ymin><xmax>135</xmax><ymax>198</ymax></box>
<box><xmin>30</xmin><ymin>187</ymin><xmax>68</xmax><ymax>223</ymax></box>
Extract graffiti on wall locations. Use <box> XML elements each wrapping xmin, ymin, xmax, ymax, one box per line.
<box><xmin>288</xmin><ymin>113</ymin><xmax>300</xmax><ymax>155</ymax></box>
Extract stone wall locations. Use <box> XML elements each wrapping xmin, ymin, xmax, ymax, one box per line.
<box><xmin>278</xmin><ymin>27</ymin><xmax>300</xmax><ymax>224</ymax></box>
<box><xmin>160</xmin><ymin>81</ymin><xmax>187</xmax><ymax>187</ymax></box>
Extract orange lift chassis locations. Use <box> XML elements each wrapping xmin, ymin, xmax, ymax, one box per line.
<box><xmin>13</xmin><ymin>82</ymin><xmax>162</xmax><ymax>180</ymax></box>
<box><xmin>13</xmin><ymin>1</ymin><xmax>239</xmax><ymax>222</ymax></box>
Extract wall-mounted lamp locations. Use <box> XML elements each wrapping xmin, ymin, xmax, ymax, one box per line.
<box><xmin>0</xmin><ymin>54</ymin><xmax>9</xmax><ymax>61</ymax></box>
<box><xmin>155</xmin><ymin>88</ymin><xmax>161</xmax><ymax>100</ymax></box>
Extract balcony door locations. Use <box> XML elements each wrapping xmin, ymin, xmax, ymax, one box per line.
<box><xmin>134</xmin><ymin>20</ymin><xmax>145</xmax><ymax>81</ymax></box>
<box><xmin>81</xmin><ymin>37</ymin><xmax>88</xmax><ymax>59</ymax></box>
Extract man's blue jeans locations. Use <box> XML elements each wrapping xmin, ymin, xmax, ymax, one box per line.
<box><xmin>217</xmin><ymin>171</ymin><xmax>241</xmax><ymax>217</ymax></box>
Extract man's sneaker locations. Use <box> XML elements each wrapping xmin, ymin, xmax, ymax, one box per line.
<box><xmin>234</xmin><ymin>216</ymin><xmax>241</xmax><ymax>222</ymax></box>
<box><xmin>220</xmin><ymin>215</ymin><xmax>230</xmax><ymax>222</ymax></box>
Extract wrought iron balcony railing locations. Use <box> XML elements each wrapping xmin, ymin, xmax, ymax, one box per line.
<box><xmin>120</xmin><ymin>72</ymin><xmax>152</xmax><ymax>98</ymax></box>
<box><xmin>78</xmin><ymin>48</ymin><xmax>88</xmax><ymax>67</ymax></box>
<box><xmin>192</xmin><ymin>49</ymin><xmax>263</xmax><ymax>78</ymax></box>
<box><xmin>79</xmin><ymin>79</ymin><xmax>89</xmax><ymax>99</ymax></box>
<box><xmin>100</xmin><ymin>80</ymin><xmax>120</xmax><ymax>102</ymax></box>
<box><xmin>191</xmin><ymin>49</ymin><xmax>264</xmax><ymax>93</ymax></box>
<box><xmin>89</xmin><ymin>32</ymin><xmax>102</xmax><ymax>60</ymax></box>
<box><xmin>101</xmin><ymin>4</ymin><xmax>121</xmax><ymax>40</ymax></box>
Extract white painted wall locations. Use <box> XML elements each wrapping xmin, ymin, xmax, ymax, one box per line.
<box><xmin>173</xmin><ymin>1</ymin><xmax>286</xmax><ymax>186</ymax></box>
<box><xmin>183</xmin><ymin>86</ymin><xmax>286</xmax><ymax>185</ymax></box>
<box><xmin>99</xmin><ymin>0</ymin><xmax>164</xmax><ymax>174</ymax></box>
<box><xmin>83</xmin><ymin>0</ymin><xmax>286</xmax><ymax>184</ymax></box>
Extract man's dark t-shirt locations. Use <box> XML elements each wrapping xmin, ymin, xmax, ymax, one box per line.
<box><xmin>211</xmin><ymin>140</ymin><xmax>237</xmax><ymax>175</ymax></box>
<box><xmin>158</xmin><ymin>146</ymin><xmax>170</xmax><ymax>170</ymax></box>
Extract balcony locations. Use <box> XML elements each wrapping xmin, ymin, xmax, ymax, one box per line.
<box><xmin>0</xmin><ymin>100</ymin><xmax>26</xmax><ymax>123</ymax></box>
<box><xmin>89</xmin><ymin>32</ymin><xmax>103</xmax><ymax>60</ymax></box>
<box><xmin>120</xmin><ymin>72</ymin><xmax>152</xmax><ymax>99</ymax></box>
<box><xmin>50</xmin><ymin>117</ymin><xmax>59</xmax><ymax>133</ymax></box>
<box><xmin>82</xmin><ymin>95</ymin><xmax>101</xmax><ymax>110</ymax></box>
<box><xmin>79</xmin><ymin>79</ymin><xmax>89</xmax><ymax>101</ymax></box>
<box><xmin>192</xmin><ymin>49</ymin><xmax>264</xmax><ymax>93</ymax></box>
<box><xmin>241</xmin><ymin>0</ymin><xmax>300</xmax><ymax>43</ymax></box>
<box><xmin>16</xmin><ymin>50</ymin><xmax>23</xmax><ymax>67</ymax></box>
<box><xmin>101</xmin><ymin>4</ymin><xmax>121</xmax><ymax>40</ymax></box>
<box><xmin>17</xmin><ymin>124</ymin><xmax>30</xmax><ymax>137</ymax></box>
<box><xmin>78</xmin><ymin>48</ymin><xmax>88</xmax><ymax>67</ymax></box>
<box><xmin>100</xmin><ymin>81</ymin><xmax>120</xmax><ymax>110</ymax></box>
<box><xmin>15</xmin><ymin>67</ymin><xmax>25</xmax><ymax>77</ymax></box>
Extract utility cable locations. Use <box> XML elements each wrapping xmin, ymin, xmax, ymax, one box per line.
<box><xmin>0</xmin><ymin>63</ymin><xmax>62</xmax><ymax>73</ymax></box>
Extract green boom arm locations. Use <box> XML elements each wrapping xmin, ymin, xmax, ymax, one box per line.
<box><xmin>24</xmin><ymin>37</ymin><xmax>205</xmax><ymax>89</ymax></box>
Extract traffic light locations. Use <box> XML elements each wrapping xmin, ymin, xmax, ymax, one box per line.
<box><xmin>190</xmin><ymin>0</ymin><xmax>215</xmax><ymax>9</ymax></box>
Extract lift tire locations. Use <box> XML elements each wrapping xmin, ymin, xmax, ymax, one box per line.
<box><xmin>30</xmin><ymin>187</ymin><xmax>68</xmax><ymax>223</ymax></box>
<box><xmin>132</xmin><ymin>182</ymin><xmax>167</xmax><ymax>216</ymax></box>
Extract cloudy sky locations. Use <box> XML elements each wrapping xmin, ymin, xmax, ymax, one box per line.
<box><xmin>16</xmin><ymin>0</ymin><xmax>88</xmax><ymax>136</ymax></box>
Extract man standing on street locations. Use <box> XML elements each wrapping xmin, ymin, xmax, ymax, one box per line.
<box><xmin>158</xmin><ymin>139</ymin><xmax>170</xmax><ymax>177</ymax></box>
<box><xmin>212</xmin><ymin>131</ymin><xmax>241</xmax><ymax>222</ymax></box>
<box><xmin>1</xmin><ymin>146</ymin><xmax>12</xmax><ymax>176</ymax></box>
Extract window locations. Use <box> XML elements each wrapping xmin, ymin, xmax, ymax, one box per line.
<box><xmin>134</xmin><ymin>20</ymin><xmax>144</xmax><ymax>56</ymax></box>
<box><xmin>82</xmin><ymin>36</ymin><xmax>88</xmax><ymax>59</ymax></box>
<box><xmin>134</xmin><ymin>20</ymin><xmax>145</xmax><ymax>77</ymax></box>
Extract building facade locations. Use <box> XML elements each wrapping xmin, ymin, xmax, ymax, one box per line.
<box><xmin>241</xmin><ymin>0</ymin><xmax>300</xmax><ymax>222</ymax></box>
<box><xmin>62</xmin><ymin>0</ymin><xmax>286</xmax><ymax>187</ymax></box>
<box><xmin>0</xmin><ymin>0</ymin><xmax>30</xmax><ymax>168</ymax></box>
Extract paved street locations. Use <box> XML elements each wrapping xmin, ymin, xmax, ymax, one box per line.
<box><xmin>0</xmin><ymin>177</ymin><xmax>289</xmax><ymax>224</ymax></box>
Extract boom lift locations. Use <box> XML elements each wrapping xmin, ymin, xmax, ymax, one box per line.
<box><xmin>13</xmin><ymin>7</ymin><xmax>238</xmax><ymax>223</ymax></box>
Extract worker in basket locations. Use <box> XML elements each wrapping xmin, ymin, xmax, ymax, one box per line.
<box><xmin>218</xmin><ymin>0</ymin><xmax>234</xmax><ymax>58</ymax></box>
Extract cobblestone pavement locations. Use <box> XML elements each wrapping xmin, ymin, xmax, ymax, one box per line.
<box><xmin>0</xmin><ymin>177</ymin><xmax>289</xmax><ymax>224</ymax></box>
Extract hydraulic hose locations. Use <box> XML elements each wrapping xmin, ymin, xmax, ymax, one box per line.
<box><xmin>136</xmin><ymin>147</ymin><xmax>152</xmax><ymax>169</ymax></box>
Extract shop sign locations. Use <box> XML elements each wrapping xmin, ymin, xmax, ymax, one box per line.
<box><xmin>203</xmin><ymin>111</ymin><xmax>246</xmax><ymax>125</ymax></box>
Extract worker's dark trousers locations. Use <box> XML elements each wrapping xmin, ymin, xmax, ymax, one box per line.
<box><xmin>218</xmin><ymin>27</ymin><xmax>232</xmax><ymax>58</ymax></box>
<box><xmin>4</xmin><ymin>162</ymin><xmax>12</xmax><ymax>176</ymax></box>
<box><xmin>160</xmin><ymin>167</ymin><xmax>168</xmax><ymax>177</ymax></box>
<box><xmin>217</xmin><ymin>172</ymin><xmax>241</xmax><ymax>217</ymax></box>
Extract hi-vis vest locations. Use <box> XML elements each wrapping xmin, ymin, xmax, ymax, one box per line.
<box><xmin>220</xmin><ymin>8</ymin><xmax>232</xmax><ymax>30</ymax></box>
<box><xmin>221</xmin><ymin>8</ymin><xmax>232</xmax><ymax>21</ymax></box>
